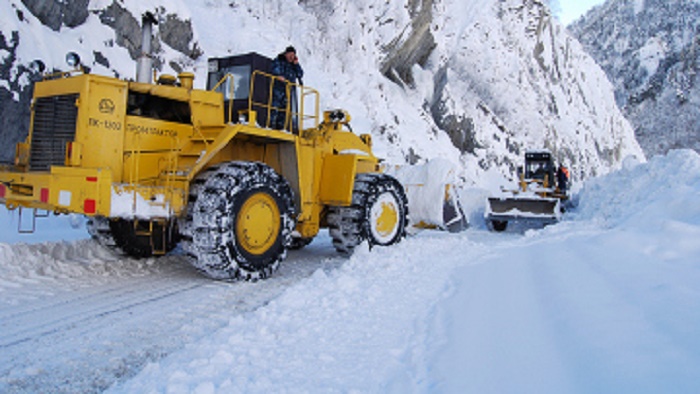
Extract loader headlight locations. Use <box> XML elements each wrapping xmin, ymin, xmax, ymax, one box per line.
<box><xmin>29</xmin><ymin>60</ymin><xmax>46</xmax><ymax>74</ymax></box>
<box><xmin>66</xmin><ymin>52</ymin><xmax>82</xmax><ymax>68</ymax></box>
<box><xmin>329</xmin><ymin>110</ymin><xmax>345</xmax><ymax>122</ymax></box>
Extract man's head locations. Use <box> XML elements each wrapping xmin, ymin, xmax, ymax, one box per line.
<box><xmin>284</xmin><ymin>46</ymin><xmax>297</xmax><ymax>62</ymax></box>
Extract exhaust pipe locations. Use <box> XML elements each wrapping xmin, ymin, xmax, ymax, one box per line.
<box><xmin>136</xmin><ymin>12</ymin><xmax>158</xmax><ymax>83</ymax></box>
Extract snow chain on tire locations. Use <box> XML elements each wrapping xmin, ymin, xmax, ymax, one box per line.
<box><xmin>180</xmin><ymin>162</ymin><xmax>296</xmax><ymax>281</ymax></box>
<box><xmin>327</xmin><ymin>173</ymin><xmax>409</xmax><ymax>255</ymax></box>
<box><xmin>87</xmin><ymin>216</ymin><xmax>120</xmax><ymax>253</ymax></box>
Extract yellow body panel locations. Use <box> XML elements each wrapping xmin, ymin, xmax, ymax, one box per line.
<box><xmin>0</xmin><ymin>167</ymin><xmax>111</xmax><ymax>215</ymax></box>
<box><xmin>80</xmin><ymin>77</ymin><xmax>128</xmax><ymax>174</ymax></box>
<box><xmin>320</xmin><ymin>154</ymin><xmax>357</xmax><ymax>206</ymax></box>
<box><xmin>123</xmin><ymin>117</ymin><xmax>190</xmax><ymax>153</ymax></box>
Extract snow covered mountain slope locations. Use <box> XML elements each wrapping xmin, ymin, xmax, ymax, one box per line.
<box><xmin>1</xmin><ymin>149</ymin><xmax>698</xmax><ymax>393</ymax></box>
<box><xmin>569</xmin><ymin>0</ymin><xmax>700</xmax><ymax>157</ymax></box>
<box><xmin>0</xmin><ymin>0</ymin><xmax>642</xmax><ymax>185</ymax></box>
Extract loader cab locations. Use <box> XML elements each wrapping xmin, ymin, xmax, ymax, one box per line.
<box><xmin>524</xmin><ymin>151</ymin><xmax>555</xmax><ymax>183</ymax></box>
<box><xmin>206</xmin><ymin>52</ymin><xmax>273</xmax><ymax>125</ymax></box>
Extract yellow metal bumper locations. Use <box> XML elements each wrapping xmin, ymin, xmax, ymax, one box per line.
<box><xmin>1</xmin><ymin>167</ymin><xmax>111</xmax><ymax>215</ymax></box>
<box><xmin>0</xmin><ymin>167</ymin><xmax>186</xmax><ymax>218</ymax></box>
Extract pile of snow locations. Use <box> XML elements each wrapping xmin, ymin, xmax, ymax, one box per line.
<box><xmin>574</xmin><ymin>149</ymin><xmax>700</xmax><ymax>228</ymax></box>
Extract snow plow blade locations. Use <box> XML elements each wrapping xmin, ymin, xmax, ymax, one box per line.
<box><xmin>485</xmin><ymin>196</ymin><xmax>560</xmax><ymax>231</ymax></box>
<box><xmin>387</xmin><ymin>159</ymin><xmax>469</xmax><ymax>233</ymax></box>
<box><xmin>487</xmin><ymin>197</ymin><xmax>559</xmax><ymax>216</ymax></box>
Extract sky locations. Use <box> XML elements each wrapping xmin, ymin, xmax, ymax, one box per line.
<box><xmin>558</xmin><ymin>0</ymin><xmax>607</xmax><ymax>25</ymax></box>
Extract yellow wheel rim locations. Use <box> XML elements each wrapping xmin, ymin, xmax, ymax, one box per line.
<box><xmin>236</xmin><ymin>192</ymin><xmax>281</xmax><ymax>256</ymax></box>
<box><xmin>371</xmin><ymin>192</ymin><xmax>400</xmax><ymax>242</ymax></box>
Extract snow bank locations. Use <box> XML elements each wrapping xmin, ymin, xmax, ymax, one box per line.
<box><xmin>0</xmin><ymin>238</ymin><xmax>171</xmax><ymax>305</ymax></box>
<box><xmin>574</xmin><ymin>149</ymin><xmax>700</xmax><ymax>229</ymax></box>
<box><xmin>427</xmin><ymin>150</ymin><xmax>700</xmax><ymax>392</ymax></box>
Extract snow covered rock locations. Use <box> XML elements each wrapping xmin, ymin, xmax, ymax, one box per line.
<box><xmin>425</xmin><ymin>0</ymin><xmax>644</xmax><ymax>183</ymax></box>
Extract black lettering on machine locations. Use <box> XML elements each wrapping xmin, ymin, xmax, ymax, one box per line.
<box><xmin>126</xmin><ymin>123</ymin><xmax>177</xmax><ymax>138</ymax></box>
<box><xmin>89</xmin><ymin>118</ymin><xmax>123</xmax><ymax>131</ymax></box>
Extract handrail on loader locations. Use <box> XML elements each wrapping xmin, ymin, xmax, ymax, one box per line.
<box><xmin>210</xmin><ymin>73</ymin><xmax>236</xmax><ymax>124</ymax></box>
<box><xmin>249</xmin><ymin>70</ymin><xmax>320</xmax><ymax>131</ymax></box>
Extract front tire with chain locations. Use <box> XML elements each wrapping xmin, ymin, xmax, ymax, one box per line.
<box><xmin>327</xmin><ymin>173</ymin><xmax>408</xmax><ymax>255</ymax></box>
<box><xmin>180</xmin><ymin>162</ymin><xmax>295</xmax><ymax>281</ymax></box>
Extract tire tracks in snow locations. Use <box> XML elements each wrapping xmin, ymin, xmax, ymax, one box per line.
<box><xmin>0</xmin><ymin>272</ymin><xmax>205</xmax><ymax>348</ymax></box>
<box><xmin>0</xmin><ymin>238</ymin><xmax>342</xmax><ymax>393</ymax></box>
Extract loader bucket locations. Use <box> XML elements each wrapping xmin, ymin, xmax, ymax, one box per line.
<box><xmin>387</xmin><ymin>159</ymin><xmax>469</xmax><ymax>232</ymax></box>
<box><xmin>485</xmin><ymin>196</ymin><xmax>560</xmax><ymax>232</ymax></box>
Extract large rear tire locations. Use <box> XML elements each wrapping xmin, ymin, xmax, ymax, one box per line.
<box><xmin>327</xmin><ymin>173</ymin><xmax>408</xmax><ymax>255</ymax></box>
<box><xmin>180</xmin><ymin>162</ymin><xmax>295</xmax><ymax>281</ymax></box>
<box><xmin>87</xmin><ymin>216</ymin><xmax>178</xmax><ymax>258</ymax></box>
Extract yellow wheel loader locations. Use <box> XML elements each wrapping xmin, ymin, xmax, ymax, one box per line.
<box><xmin>485</xmin><ymin>150</ymin><xmax>569</xmax><ymax>232</ymax></box>
<box><xmin>0</xmin><ymin>14</ymin><xmax>408</xmax><ymax>281</ymax></box>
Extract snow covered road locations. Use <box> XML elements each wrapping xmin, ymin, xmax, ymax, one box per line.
<box><xmin>0</xmin><ymin>239</ymin><xmax>344</xmax><ymax>393</ymax></box>
<box><xmin>1</xmin><ymin>150</ymin><xmax>699</xmax><ymax>393</ymax></box>
<box><xmin>430</xmin><ymin>222</ymin><xmax>700</xmax><ymax>393</ymax></box>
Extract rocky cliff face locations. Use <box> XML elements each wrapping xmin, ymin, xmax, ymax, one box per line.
<box><xmin>0</xmin><ymin>0</ymin><xmax>642</xmax><ymax>186</ymax></box>
<box><xmin>569</xmin><ymin>0</ymin><xmax>700</xmax><ymax>157</ymax></box>
<box><xmin>422</xmin><ymin>0</ymin><xmax>643</xmax><ymax>180</ymax></box>
<box><xmin>282</xmin><ymin>0</ymin><xmax>643</xmax><ymax>182</ymax></box>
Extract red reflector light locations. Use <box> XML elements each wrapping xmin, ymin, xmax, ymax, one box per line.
<box><xmin>40</xmin><ymin>188</ymin><xmax>49</xmax><ymax>203</ymax></box>
<box><xmin>84</xmin><ymin>199</ymin><xmax>96</xmax><ymax>214</ymax></box>
<box><xmin>0</xmin><ymin>184</ymin><xmax>5</xmax><ymax>198</ymax></box>
<box><xmin>86</xmin><ymin>177</ymin><xmax>98</xmax><ymax>183</ymax></box>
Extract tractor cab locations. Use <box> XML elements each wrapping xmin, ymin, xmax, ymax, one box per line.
<box><xmin>206</xmin><ymin>52</ymin><xmax>307</xmax><ymax>134</ymax></box>
<box><xmin>523</xmin><ymin>151</ymin><xmax>555</xmax><ymax>186</ymax></box>
<box><xmin>206</xmin><ymin>52</ymin><xmax>273</xmax><ymax>125</ymax></box>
